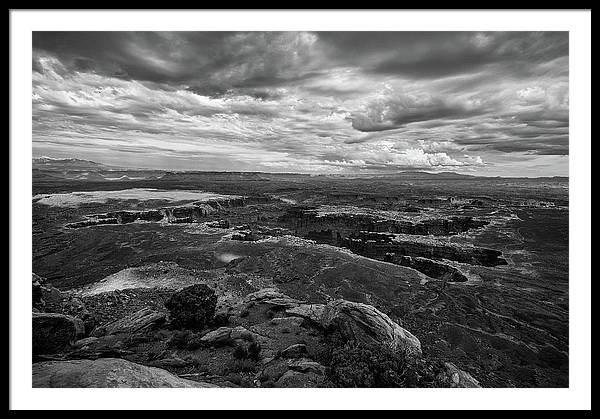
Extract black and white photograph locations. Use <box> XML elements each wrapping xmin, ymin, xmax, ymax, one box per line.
<box><xmin>9</xmin><ymin>9</ymin><xmax>591</xmax><ymax>411</ymax></box>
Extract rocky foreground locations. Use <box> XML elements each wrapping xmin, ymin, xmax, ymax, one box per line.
<box><xmin>32</xmin><ymin>271</ymin><xmax>479</xmax><ymax>388</ymax></box>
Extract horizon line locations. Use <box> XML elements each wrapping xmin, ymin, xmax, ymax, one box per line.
<box><xmin>32</xmin><ymin>156</ymin><xmax>569</xmax><ymax>180</ymax></box>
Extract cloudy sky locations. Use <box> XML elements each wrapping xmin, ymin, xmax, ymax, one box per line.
<box><xmin>32</xmin><ymin>31</ymin><xmax>569</xmax><ymax>176</ymax></box>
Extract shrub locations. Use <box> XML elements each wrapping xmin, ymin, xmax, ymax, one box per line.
<box><xmin>232</xmin><ymin>344</ymin><xmax>249</xmax><ymax>360</ymax></box>
<box><xmin>167</xmin><ymin>329</ymin><xmax>207</xmax><ymax>350</ymax></box>
<box><xmin>147</xmin><ymin>347</ymin><xmax>169</xmax><ymax>361</ymax></box>
<box><xmin>165</xmin><ymin>284</ymin><xmax>217</xmax><ymax>330</ymax></box>
<box><xmin>319</xmin><ymin>332</ymin><xmax>436</xmax><ymax>388</ymax></box>
<box><xmin>327</xmin><ymin>341</ymin><xmax>409</xmax><ymax>387</ymax></box>
<box><xmin>260</xmin><ymin>379</ymin><xmax>276</xmax><ymax>388</ymax></box>
<box><xmin>226</xmin><ymin>358</ymin><xmax>258</xmax><ymax>373</ymax></box>
<box><xmin>232</xmin><ymin>341</ymin><xmax>262</xmax><ymax>361</ymax></box>
<box><xmin>247</xmin><ymin>342</ymin><xmax>261</xmax><ymax>361</ymax></box>
<box><xmin>211</xmin><ymin>312</ymin><xmax>230</xmax><ymax>327</ymax></box>
<box><xmin>167</xmin><ymin>330</ymin><xmax>192</xmax><ymax>348</ymax></box>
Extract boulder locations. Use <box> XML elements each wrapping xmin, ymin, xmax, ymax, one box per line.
<box><xmin>32</xmin><ymin>358</ymin><xmax>218</xmax><ymax>388</ymax></box>
<box><xmin>32</xmin><ymin>312</ymin><xmax>84</xmax><ymax>355</ymax></box>
<box><xmin>288</xmin><ymin>359</ymin><xmax>326</xmax><ymax>376</ymax></box>
<box><xmin>257</xmin><ymin>358</ymin><xmax>289</xmax><ymax>382</ymax></box>
<box><xmin>244</xmin><ymin>288</ymin><xmax>303</xmax><ymax>308</ymax></box>
<box><xmin>197</xmin><ymin>326</ymin><xmax>257</xmax><ymax>347</ymax></box>
<box><xmin>230</xmin><ymin>326</ymin><xmax>256</xmax><ymax>342</ymax></box>
<box><xmin>200</xmin><ymin>327</ymin><xmax>232</xmax><ymax>346</ymax></box>
<box><xmin>285</xmin><ymin>304</ymin><xmax>326</xmax><ymax>324</ymax></box>
<box><xmin>73</xmin><ymin>337</ymin><xmax>99</xmax><ymax>348</ymax></box>
<box><xmin>258</xmin><ymin>358</ymin><xmax>290</xmax><ymax>382</ymax></box>
<box><xmin>97</xmin><ymin>308</ymin><xmax>166</xmax><ymax>336</ymax></box>
<box><xmin>244</xmin><ymin>288</ymin><xmax>286</xmax><ymax>302</ymax></box>
<box><xmin>280</xmin><ymin>343</ymin><xmax>308</xmax><ymax>358</ymax></box>
<box><xmin>321</xmin><ymin>300</ymin><xmax>422</xmax><ymax>357</ymax></box>
<box><xmin>275</xmin><ymin>370</ymin><xmax>325</xmax><ymax>388</ymax></box>
<box><xmin>436</xmin><ymin>362</ymin><xmax>481</xmax><ymax>388</ymax></box>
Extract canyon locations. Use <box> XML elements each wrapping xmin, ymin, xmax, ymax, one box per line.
<box><xmin>31</xmin><ymin>169</ymin><xmax>569</xmax><ymax>388</ymax></box>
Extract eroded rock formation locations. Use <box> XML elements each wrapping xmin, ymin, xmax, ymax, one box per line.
<box><xmin>66</xmin><ymin>196</ymin><xmax>270</xmax><ymax>228</ymax></box>
<box><xmin>280</xmin><ymin>206</ymin><xmax>489</xmax><ymax>241</ymax></box>
<box><xmin>91</xmin><ymin>307</ymin><xmax>166</xmax><ymax>337</ymax></box>
<box><xmin>275</xmin><ymin>206</ymin><xmax>503</xmax><ymax>282</ymax></box>
<box><xmin>343</xmin><ymin>232</ymin><xmax>507</xmax><ymax>267</ymax></box>
<box><xmin>321</xmin><ymin>300</ymin><xmax>422</xmax><ymax>357</ymax></box>
<box><xmin>388</xmin><ymin>255</ymin><xmax>468</xmax><ymax>282</ymax></box>
<box><xmin>32</xmin><ymin>358</ymin><xmax>218</xmax><ymax>388</ymax></box>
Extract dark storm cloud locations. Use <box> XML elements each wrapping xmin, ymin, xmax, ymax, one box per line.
<box><xmin>33</xmin><ymin>32</ymin><xmax>234</xmax><ymax>83</ymax></box>
<box><xmin>316</xmin><ymin>32</ymin><xmax>568</xmax><ymax>78</ymax></box>
<box><xmin>33</xmin><ymin>32</ymin><xmax>324</xmax><ymax>90</ymax></box>
<box><xmin>32</xmin><ymin>31</ymin><xmax>569</xmax><ymax>175</ymax></box>
<box><xmin>349</xmin><ymin>95</ymin><xmax>485</xmax><ymax>132</ymax></box>
<box><xmin>32</xmin><ymin>31</ymin><xmax>568</xmax><ymax>87</ymax></box>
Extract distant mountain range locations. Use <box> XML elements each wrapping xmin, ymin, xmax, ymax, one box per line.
<box><xmin>31</xmin><ymin>157</ymin><xmax>568</xmax><ymax>181</ymax></box>
<box><xmin>371</xmin><ymin>171</ymin><xmax>477</xmax><ymax>180</ymax></box>
<box><xmin>32</xmin><ymin>157</ymin><xmax>165</xmax><ymax>182</ymax></box>
<box><xmin>33</xmin><ymin>157</ymin><xmax>115</xmax><ymax>171</ymax></box>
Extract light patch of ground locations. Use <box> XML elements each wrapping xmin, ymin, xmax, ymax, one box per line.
<box><xmin>32</xmin><ymin>188</ymin><xmax>242</xmax><ymax>208</ymax></box>
<box><xmin>104</xmin><ymin>176</ymin><xmax>148</xmax><ymax>181</ymax></box>
<box><xmin>77</xmin><ymin>262</ymin><xmax>205</xmax><ymax>296</ymax></box>
<box><xmin>314</xmin><ymin>204</ymin><xmax>433</xmax><ymax>222</ymax></box>
<box><xmin>216</xmin><ymin>252</ymin><xmax>244</xmax><ymax>263</ymax></box>
<box><xmin>272</xmin><ymin>195</ymin><xmax>298</xmax><ymax>205</ymax></box>
<box><xmin>180</xmin><ymin>224</ymin><xmax>233</xmax><ymax>235</ymax></box>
